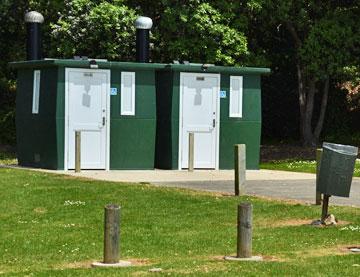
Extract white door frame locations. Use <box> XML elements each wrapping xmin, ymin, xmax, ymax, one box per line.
<box><xmin>64</xmin><ymin>68</ymin><xmax>111</xmax><ymax>171</ymax></box>
<box><xmin>178</xmin><ymin>72</ymin><xmax>221</xmax><ymax>170</ymax></box>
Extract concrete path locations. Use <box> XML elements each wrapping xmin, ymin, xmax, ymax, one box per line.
<box><xmin>55</xmin><ymin>169</ymin><xmax>360</xmax><ymax>207</ymax></box>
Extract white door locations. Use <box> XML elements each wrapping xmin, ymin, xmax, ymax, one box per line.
<box><xmin>180</xmin><ymin>73</ymin><xmax>220</xmax><ymax>169</ymax></box>
<box><xmin>65</xmin><ymin>68</ymin><xmax>110</xmax><ymax>170</ymax></box>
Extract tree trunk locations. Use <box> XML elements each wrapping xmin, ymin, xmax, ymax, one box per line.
<box><xmin>302</xmin><ymin>78</ymin><xmax>317</xmax><ymax>146</ymax></box>
<box><xmin>297</xmin><ymin>64</ymin><xmax>306</xmax><ymax>140</ymax></box>
<box><xmin>297</xmin><ymin>76</ymin><xmax>330</xmax><ymax>147</ymax></box>
<box><xmin>314</xmin><ymin>77</ymin><xmax>329</xmax><ymax>141</ymax></box>
<box><xmin>286</xmin><ymin>22</ymin><xmax>330</xmax><ymax>147</ymax></box>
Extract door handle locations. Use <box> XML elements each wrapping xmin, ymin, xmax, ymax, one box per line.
<box><xmin>212</xmin><ymin>119</ymin><xmax>216</xmax><ymax>128</ymax></box>
<box><xmin>102</xmin><ymin>117</ymin><xmax>106</xmax><ymax>126</ymax></box>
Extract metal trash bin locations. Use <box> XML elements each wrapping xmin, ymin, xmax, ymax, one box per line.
<box><xmin>318</xmin><ymin>142</ymin><xmax>358</xmax><ymax>197</ymax></box>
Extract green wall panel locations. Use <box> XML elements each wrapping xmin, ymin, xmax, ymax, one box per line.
<box><xmin>110</xmin><ymin>119</ymin><xmax>156</xmax><ymax>169</ymax></box>
<box><xmin>220</xmin><ymin>74</ymin><xmax>261</xmax><ymax>122</ymax></box>
<box><xmin>110</xmin><ymin>69</ymin><xmax>157</xmax><ymax>169</ymax></box>
<box><xmin>219</xmin><ymin>74</ymin><xmax>262</xmax><ymax>169</ymax></box>
<box><xmin>219</xmin><ymin>121</ymin><xmax>261</xmax><ymax>169</ymax></box>
<box><xmin>16</xmin><ymin>68</ymin><xmax>59</xmax><ymax>169</ymax></box>
<box><xmin>111</xmin><ymin>69</ymin><xmax>156</xmax><ymax>119</ymax></box>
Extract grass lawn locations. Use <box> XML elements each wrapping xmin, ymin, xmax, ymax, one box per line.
<box><xmin>261</xmin><ymin>159</ymin><xmax>360</xmax><ymax>177</ymax></box>
<box><xmin>0</xmin><ymin>168</ymin><xmax>359</xmax><ymax>276</ymax></box>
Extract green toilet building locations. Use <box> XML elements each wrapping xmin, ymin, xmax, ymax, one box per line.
<box><xmin>11</xmin><ymin>59</ymin><xmax>164</xmax><ymax>170</ymax></box>
<box><xmin>155</xmin><ymin>64</ymin><xmax>270</xmax><ymax>170</ymax></box>
<box><xmin>11</xmin><ymin>60</ymin><xmax>269</xmax><ymax>171</ymax></box>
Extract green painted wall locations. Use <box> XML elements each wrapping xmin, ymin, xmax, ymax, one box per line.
<box><xmin>16</xmin><ymin>67</ymin><xmax>60</xmax><ymax>169</ymax></box>
<box><xmin>110</xmin><ymin>69</ymin><xmax>157</xmax><ymax>169</ymax></box>
<box><xmin>219</xmin><ymin>74</ymin><xmax>262</xmax><ymax>169</ymax></box>
<box><xmin>155</xmin><ymin>71</ymin><xmax>262</xmax><ymax>169</ymax></box>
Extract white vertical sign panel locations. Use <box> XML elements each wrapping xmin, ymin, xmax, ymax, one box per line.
<box><xmin>121</xmin><ymin>72</ymin><xmax>135</xmax><ymax>115</ymax></box>
<box><xmin>229</xmin><ymin>76</ymin><xmax>243</xmax><ymax>118</ymax></box>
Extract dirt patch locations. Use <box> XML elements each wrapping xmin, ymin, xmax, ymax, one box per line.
<box><xmin>164</xmin><ymin>262</ymin><xmax>228</xmax><ymax>275</ymax></box>
<box><xmin>56</xmin><ymin>258</ymin><xmax>151</xmax><ymax>270</ymax></box>
<box><xmin>261</xmin><ymin>255</ymin><xmax>287</xmax><ymax>262</ymax></box>
<box><xmin>247</xmin><ymin>194</ymin><xmax>310</xmax><ymax>206</ymax></box>
<box><xmin>33</xmin><ymin>207</ymin><xmax>47</xmax><ymax>214</ymax></box>
<box><xmin>126</xmin><ymin>258</ymin><xmax>152</xmax><ymax>266</ymax></box>
<box><xmin>294</xmin><ymin>245</ymin><xmax>356</xmax><ymax>258</ymax></box>
<box><xmin>212</xmin><ymin>255</ymin><xmax>285</xmax><ymax>262</ymax></box>
<box><xmin>263</xmin><ymin>219</ymin><xmax>313</xmax><ymax>227</ymax></box>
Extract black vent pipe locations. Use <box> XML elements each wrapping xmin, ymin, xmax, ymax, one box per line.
<box><xmin>24</xmin><ymin>11</ymin><xmax>44</xmax><ymax>60</ymax></box>
<box><xmin>134</xmin><ymin>16</ymin><xmax>153</xmax><ymax>63</ymax></box>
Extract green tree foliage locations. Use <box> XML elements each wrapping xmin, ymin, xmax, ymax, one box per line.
<box><xmin>152</xmin><ymin>1</ymin><xmax>249</xmax><ymax>65</ymax></box>
<box><xmin>253</xmin><ymin>0</ymin><xmax>360</xmax><ymax>146</ymax></box>
<box><xmin>0</xmin><ymin>0</ymin><xmax>28</xmax><ymax>79</ymax></box>
<box><xmin>51</xmin><ymin>0</ymin><xmax>137</xmax><ymax>60</ymax></box>
<box><xmin>0</xmin><ymin>0</ymin><xmax>27</xmax><ymax>145</ymax></box>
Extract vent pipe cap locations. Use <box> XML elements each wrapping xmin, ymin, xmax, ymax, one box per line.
<box><xmin>25</xmin><ymin>11</ymin><xmax>44</xmax><ymax>23</ymax></box>
<box><xmin>134</xmin><ymin>16</ymin><xmax>153</xmax><ymax>30</ymax></box>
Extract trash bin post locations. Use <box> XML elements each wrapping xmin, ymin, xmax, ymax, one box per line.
<box><xmin>321</xmin><ymin>195</ymin><xmax>330</xmax><ymax>223</ymax></box>
<box><xmin>315</xmin><ymin>148</ymin><xmax>323</xmax><ymax>205</ymax></box>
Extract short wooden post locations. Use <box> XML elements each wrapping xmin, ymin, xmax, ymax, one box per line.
<box><xmin>75</xmin><ymin>131</ymin><xmax>81</xmax><ymax>173</ymax></box>
<box><xmin>315</xmin><ymin>148</ymin><xmax>323</xmax><ymax>205</ymax></box>
<box><xmin>237</xmin><ymin>202</ymin><xmax>252</xmax><ymax>258</ymax></box>
<box><xmin>104</xmin><ymin>204</ymin><xmax>120</xmax><ymax>264</ymax></box>
<box><xmin>321</xmin><ymin>195</ymin><xmax>330</xmax><ymax>223</ymax></box>
<box><xmin>234</xmin><ymin>144</ymin><xmax>246</xmax><ymax>196</ymax></box>
<box><xmin>188</xmin><ymin>132</ymin><xmax>194</xmax><ymax>172</ymax></box>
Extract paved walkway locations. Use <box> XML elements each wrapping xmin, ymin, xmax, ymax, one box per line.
<box><xmin>55</xmin><ymin>169</ymin><xmax>360</xmax><ymax>207</ymax></box>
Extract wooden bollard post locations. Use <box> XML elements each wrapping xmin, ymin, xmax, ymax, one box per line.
<box><xmin>75</xmin><ymin>131</ymin><xmax>81</xmax><ymax>173</ymax></box>
<box><xmin>315</xmin><ymin>148</ymin><xmax>323</xmax><ymax>205</ymax></box>
<box><xmin>104</xmin><ymin>204</ymin><xmax>120</xmax><ymax>264</ymax></box>
<box><xmin>224</xmin><ymin>202</ymin><xmax>262</xmax><ymax>261</ymax></box>
<box><xmin>92</xmin><ymin>204</ymin><xmax>131</xmax><ymax>267</ymax></box>
<box><xmin>237</xmin><ymin>202</ymin><xmax>252</xmax><ymax>258</ymax></box>
<box><xmin>234</xmin><ymin>144</ymin><xmax>246</xmax><ymax>196</ymax></box>
<box><xmin>188</xmin><ymin>132</ymin><xmax>194</xmax><ymax>172</ymax></box>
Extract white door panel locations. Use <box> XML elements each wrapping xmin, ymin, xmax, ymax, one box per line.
<box><xmin>66</xmin><ymin>69</ymin><xmax>109</xmax><ymax>169</ymax></box>
<box><xmin>180</xmin><ymin>73</ymin><xmax>220</xmax><ymax>169</ymax></box>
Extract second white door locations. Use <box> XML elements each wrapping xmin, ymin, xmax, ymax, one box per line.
<box><xmin>180</xmin><ymin>73</ymin><xmax>220</xmax><ymax>169</ymax></box>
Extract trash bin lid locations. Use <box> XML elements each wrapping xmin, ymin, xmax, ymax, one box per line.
<box><xmin>323</xmin><ymin>142</ymin><xmax>358</xmax><ymax>156</ymax></box>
